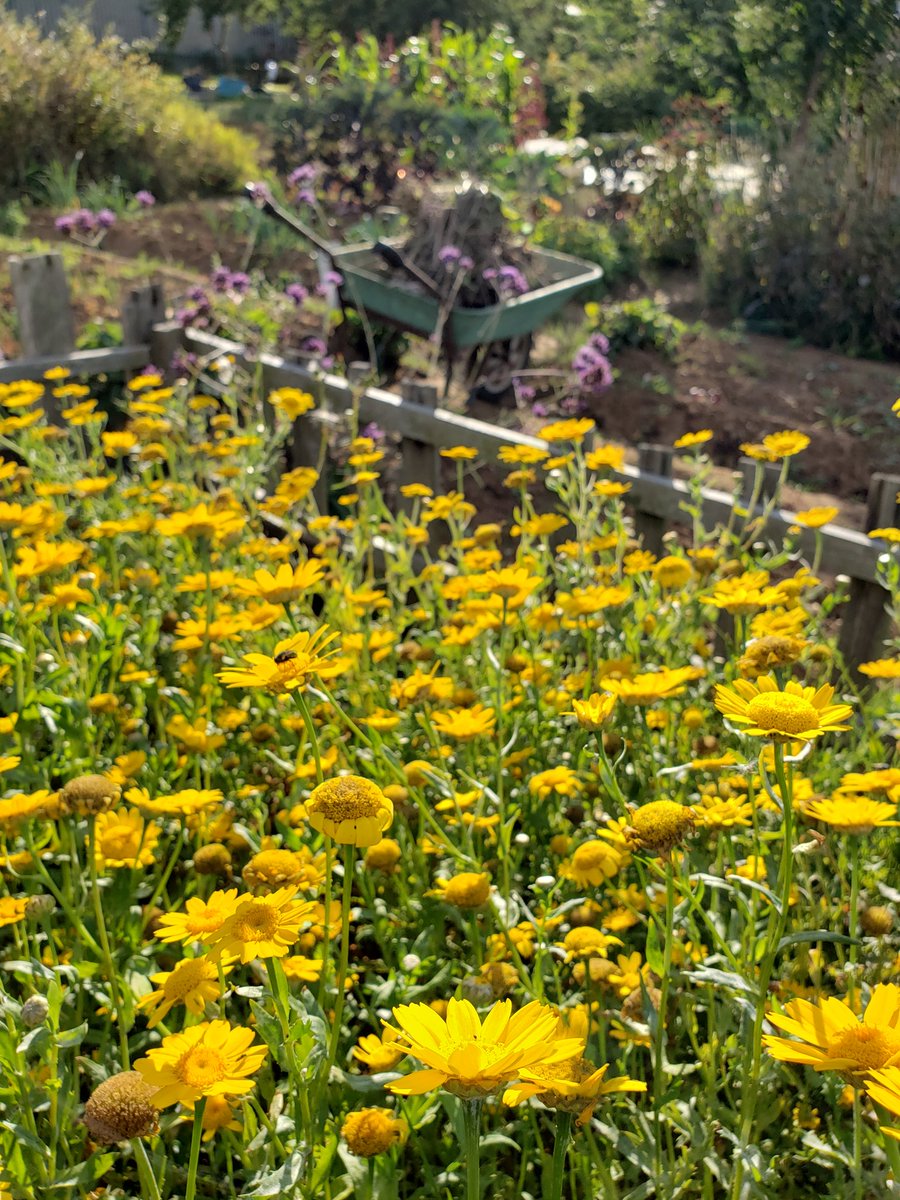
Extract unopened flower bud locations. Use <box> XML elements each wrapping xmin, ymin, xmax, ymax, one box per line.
<box><xmin>21</xmin><ymin>996</ymin><xmax>49</xmax><ymax>1029</ymax></box>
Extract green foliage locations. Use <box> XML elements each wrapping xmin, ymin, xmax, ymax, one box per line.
<box><xmin>630</xmin><ymin>163</ymin><xmax>715</xmax><ymax>267</ymax></box>
<box><xmin>584</xmin><ymin>298</ymin><xmax>688</xmax><ymax>357</ymax></box>
<box><xmin>0</xmin><ymin>200</ymin><xmax>27</xmax><ymax>238</ymax></box>
<box><xmin>701</xmin><ymin>151</ymin><xmax>900</xmax><ymax>358</ymax></box>
<box><xmin>531</xmin><ymin>216</ymin><xmax>636</xmax><ymax>292</ymax></box>
<box><xmin>0</xmin><ymin>12</ymin><xmax>259</xmax><ymax>204</ymax></box>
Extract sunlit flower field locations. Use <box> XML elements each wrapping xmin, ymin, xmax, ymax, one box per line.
<box><xmin>0</xmin><ymin>368</ymin><xmax>898</xmax><ymax>1199</ymax></box>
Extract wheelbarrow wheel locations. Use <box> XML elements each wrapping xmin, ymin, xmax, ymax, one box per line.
<box><xmin>467</xmin><ymin>334</ymin><xmax>533</xmax><ymax>406</ymax></box>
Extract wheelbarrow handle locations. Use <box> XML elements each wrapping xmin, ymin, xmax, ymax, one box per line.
<box><xmin>372</xmin><ymin>242</ymin><xmax>443</xmax><ymax>302</ymax></box>
<box><xmin>245</xmin><ymin>183</ymin><xmax>335</xmax><ymax>259</ymax></box>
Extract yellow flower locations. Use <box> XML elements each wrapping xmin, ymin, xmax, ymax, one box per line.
<box><xmin>232</xmin><ymin>560</ymin><xmax>325</xmax><ymax>603</ymax></box>
<box><xmin>539</xmin><ymin>418</ymin><xmax>595</xmax><ymax>443</ymax></box>
<box><xmin>353</xmin><ymin>1029</ymin><xmax>405</xmax><ymax>1072</ymax></box>
<box><xmin>268</xmin><ymin>388</ymin><xmax>315</xmax><ymax>419</ymax></box>
<box><xmin>585</xmin><ymin>443</ymin><xmax>625</xmax><ymax>472</ymax></box>
<box><xmin>714</xmin><ymin>676</ymin><xmax>852</xmax><ymax>742</ymax></box>
<box><xmin>497</xmin><ymin>444</ymin><xmax>548</xmax><ymax>466</ymax></box>
<box><xmin>306</xmin><ymin>775</ymin><xmax>394</xmax><ymax>847</ymax></box>
<box><xmin>440</xmin><ymin>445</ymin><xmax>478</xmax><ymax>460</ymax></box>
<box><xmin>155</xmin><ymin>890</ymin><xmax>240</xmax><ymax>945</ymax></box>
<box><xmin>0</xmin><ymin>897</ymin><xmax>28</xmax><ymax>928</ymax></box>
<box><xmin>652</xmin><ymin>556</ymin><xmax>693</xmax><ymax>588</ymax></box>
<box><xmin>242</xmin><ymin>848</ymin><xmax>308</xmax><ymax>894</ymax></box>
<box><xmin>503</xmin><ymin>1054</ymin><xmax>645</xmax><ymax>1125</ymax></box>
<box><xmin>198</xmin><ymin>1095</ymin><xmax>242</xmax><ymax>1141</ymax></box>
<box><xmin>94</xmin><ymin>808</ymin><xmax>160</xmax><ymax>870</ymax></box>
<box><xmin>137</xmin><ymin>954</ymin><xmax>230</xmax><ymax>1028</ymax></box>
<box><xmin>763</xmin><ymin>984</ymin><xmax>900</xmax><ymax>1082</ymax></box>
<box><xmin>738</xmin><ymin>635</ymin><xmax>806</xmax><ymax>677</ymax></box>
<box><xmin>528</xmin><ymin>766</ymin><xmax>581</xmax><ymax>799</ymax></box>
<box><xmin>204</xmin><ymin>887</ymin><xmax>315</xmax><ymax>963</ymax></box>
<box><xmin>385</xmin><ymin>997</ymin><xmax>584</xmax><ymax>1097</ymax></box>
<box><xmin>803</xmin><ymin>795</ymin><xmax>900</xmax><ymax>836</ymax></box>
<box><xmin>364</xmin><ymin>838</ymin><xmax>402</xmax><ymax>872</ymax></box>
<box><xmin>341</xmin><ymin>1107</ymin><xmax>407</xmax><ymax>1156</ymax></box>
<box><xmin>870</xmin><ymin>527</ymin><xmax>900</xmax><ymax>544</ymax></box>
<box><xmin>561</xmin><ymin>928</ymin><xmax>623</xmax><ymax>960</ymax></box>
<box><xmin>564</xmin><ymin>840</ymin><xmax>626</xmax><ymax>885</ymax></box>
<box><xmin>156</xmin><ymin>501</ymin><xmax>244</xmax><ymax>542</ymax></box>
<box><xmin>792</xmin><ymin>506</ymin><xmax>839</xmax><ymax>529</ymax></box>
<box><xmin>866</xmin><ymin>1067</ymin><xmax>900</xmax><ymax>1126</ymax></box>
<box><xmin>431</xmin><ymin>704</ymin><xmax>496</xmax><ymax>741</ymax></box>
<box><xmin>741</xmin><ymin>430</ymin><xmax>810</xmax><ymax>461</ymax></box>
<box><xmin>431</xmin><ymin>872</ymin><xmax>491</xmax><ymax>909</ymax></box>
<box><xmin>126</xmin><ymin>787</ymin><xmax>223</xmax><ymax>818</ymax></box>
<box><xmin>568</xmin><ymin>693</ymin><xmax>616</xmax><ymax>730</ymax></box>
<box><xmin>627</xmin><ymin>800</ymin><xmax>695</xmax><ymax>854</ymax></box>
<box><xmin>280</xmin><ymin>955</ymin><xmax>324</xmax><ymax>984</ymax></box>
<box><xmin>600</xmin><ymin>666</ymin><xmax>699</xmax><ymax>705</ymax></box>
<box><xmin>134</xmin><ymin>1019</ymin><xmax>268</xmax><ymax>1110</ymax></box>
<box><xmin>217</xmin><ymin>627</ymin><xmax>341</xmax><ymax>695</ymax></box>
<box><xmin>858</xmin><ymin>659</ymin><xmax>900</xmax><ymax>680</ymax></box>
<box><xmin>673</xmin><ymin>429</ymin><xmax>712</xmax><ymax>449</ymax></box>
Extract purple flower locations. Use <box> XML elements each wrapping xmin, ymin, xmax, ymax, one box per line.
<box><xmin>484</xmin><ymin>264</ymin><xmax>529</xmax><ymax>297</ymax></box>
<box><xmin>96</xmin><ymin>208</ymin><xmax>117</xmax><ymax>229</ymax></box>
<box><xmin>54</xmin><ymin>213</ymin><xmax>76</xmax><ymax>232</ymax></box>
<box><xmin>229</xmin><ymin>271</ymin><xmax>250</xmax><ymax>295</ymax></box>
<box><xmin>288</xmin><ymin>164</ymin><xmax>318</xmax><ymax>186</ymax></box>
<box><xmin>514</xmin><ymin>381</ymin><xmax>536</xmax><ymax>403</ymax></box>
<box><xmin>438</xmin><ymin>245</ymin><xmax>462</xmax><ymax>266</ymax></box>
<box><xmin>285</xmin><ymin>282</ymin><xmax>309</xmax><ymax>306</ymax></box>
<box><xmin>301</xmin><ymin>336</ymin><xmax>327</xmax><ymax>357</ymax></box>
<box><xmin>294</xmin><ymin>188</ymin><xmax>315</xmax><ymax>206</ymax></box>
<box><xmin>573</xmin><ymin>333</ymin><xmax>613</xmax><ymax>395</ymax></box>
<box><xmin>135</xmin><ymin>190</ymin><xmax>156</xmax><ymax>207</ymax></box>
<box><xmin>248</xmin><ymin>181</ymin><xmax>272</xmax><ymax>203</ymax></box>
<box><xmin>459</xmin><ymin>255</ymin><xmax>474</xmax><ymax>271</ymax></box>
<box><xmin>210</xmin><ymin>266</ymin><xmax>232</xmax><ymax>292</ymax></box>
<box><xmin>323</xmin><ymin>270</ymin><xmax>343</xmax><ymax>287</ymax></box>
<box><xmin>362</xmin><ymin>422</ymin><xmax>385</xmax><ymax>441</ymax></box>
<box><xmin>532</xmin><ymin>401</ymin><xmax>548</xmax><ymax>418</ymax></box>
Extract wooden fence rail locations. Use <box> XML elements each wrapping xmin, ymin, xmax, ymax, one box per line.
<box><xmin>2</xmin><ymin>258</ymin><xmax>898</xmax><ymax>671</ymax></box>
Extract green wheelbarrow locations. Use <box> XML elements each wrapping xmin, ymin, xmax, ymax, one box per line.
<box><xmin>249</xmin><ymin>186</ymin><xmax>603</xmax><ymax>400</ymax></box>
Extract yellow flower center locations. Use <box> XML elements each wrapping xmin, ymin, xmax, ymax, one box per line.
<box><xmin>746</xmin><ymin>693</ymin><xmax>819</xmax><ymax>735</ymax></box>
<box><xmin>186</xmin><ymin>906</ymin><xmax>226</xmax><ymax>935</ymax></box>
<box><xmin>572</xmin><ymin>843</ymin><xmax>611</xmax><ymax>871</ymax></box>
<box><xmin>175</xmin><ymin>1045</ymin><xmax>226</xmax><ymax>1089</ymax></box>
<box><xmin>632</xmin><ymin>801</ymin><xmax>694</xmax><ymax>849</ymax></box>
<box><xmin>828</xmin><ymin>1026</ymin><xmax>900</xmax><ymax>1072</ymax></box>
<box><xmin>163</xmin><ymin>959</ymin><xmax>208</xmax><ymax>1001</ymax></box>
<box><xmin>233</xmin><ymin>903</ymin><xmax>279</xmax><ymax>942</ymax></box>
<box><xmin>270</xmin><ymin>658</ymin><xmax>310</xmax><ymax>692</ymax></box>
<box><xmin>313</xmin><ymin>778</ymin><xmax>384</xmax><ymax>820</ymax></box>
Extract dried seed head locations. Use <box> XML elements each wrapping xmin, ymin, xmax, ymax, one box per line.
<box><xmin>84</xmin><ymin>1072</ymin><xmax>160</xmax><ymax>1143</ymax></box>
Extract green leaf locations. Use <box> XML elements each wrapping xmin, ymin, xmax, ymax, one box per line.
<box><xmin>49</xmin><ymin>1152</ymin><xmax>116</xmax><ymax>1189</ymax></box>
<box><xmin>778</xmin><ymin>930</ymin><xmax>857</xmax><ymax>952</ymax></box>
<box><xmin>56</xmin><ymin>1021</ymin><xmax>88</xmax><ymax>1050</ymax></box>
<box><xmin>241</xmin><ymin>1148</ymin><xmax>307</xmax><ymax>1196</ymax></box>
<box><xmin>645</xmin><ymin>918</ymin><xmax>665</xmax><ymax>977</ymax></box>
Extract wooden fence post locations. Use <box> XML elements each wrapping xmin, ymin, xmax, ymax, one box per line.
<box><xmin>634</xmin><ymin>443</ymin><xmax>673</xmax><ymax>555</ymax></box>
<box><xmin>838</xmin><ymin>472</ymin><xmax>900</xmax><ymax>676</ymax></box>
<box><xmin>397</xmin><ymin>382</ymin><xmax>441</xmax><ymax>499</ymax></box>
<box><xmin>120</xmin><ymin>284</ymin><xmax>165</xmax><ymax>348</ymax></box>
<box><xmin>149</xmin><ymin>321</ymin><xmax>186</xmax><ymax>380</ymax></box>
<box><xmin>9</xmin><ymin>253</ymin><xmax>75</xmax><ymax>359</ymax></box>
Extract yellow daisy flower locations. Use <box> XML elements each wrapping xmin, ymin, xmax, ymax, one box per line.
<box><xmin>714</xmin><ymin>676</ymin><xmax>852</xmax><ymax>742</ymax></box>
<box><xmin>134</xmin><ymin>1019</ymin><xmax>268</xmax><ymax>1109</ymax></box>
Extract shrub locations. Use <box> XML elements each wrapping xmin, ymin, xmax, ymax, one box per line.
<box><xmin>701</xmin><ymin>148</ymin><xmax>900</xmax><ymax>358</ymax></box>
<box><xmin>531</xmin><ymin>215</ymin><xmax>637</xmax><ymax>293</ymax></box>
<box><xmin>584</xmin><ymin>297</ymin><xmax>688</xmax><ymax>357</ymax></box>
<box><xmin>0</xmin><ymin>13</ymin><xmax>258</xmax><ymax>204</ymax></box>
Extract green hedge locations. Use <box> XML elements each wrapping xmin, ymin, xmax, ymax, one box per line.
<box><xmin>0</xmin><ymin>14</ymin><xmax>258</xmax><ymax>203</ymax></box>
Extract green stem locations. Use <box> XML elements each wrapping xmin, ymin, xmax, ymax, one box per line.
<box><xmin>461</xmin><ymin>1098</ymin><xmax>483</xmax><ymax>1200</ymax></box>
<box><xmin>88</xmin><ymin>817</ymin><xmax>130</xmax><ymax>1068</ymax></box>
<box><xmin>133</xmin><ymin>1138</ymin><xmax>162</xmax><ymax>1200</ymax></box>
<box><xmin>324</xmin><ymin>844</ymin><xmax>355</xmax><ymax>1077</ymax></box>
<box><xmin>185</xmin><ymin>1097</ymin><xmax>206</xmax><ymax>1200</ymax></box>
<box><xmin>848</xmin><ymin>836</ymin><xmax>861</xmax><ymax>1009</ymax></box>
<box><xmin>654</xmin><ymin>859</ymin><xmax>676</xmax><ymax>1187</ymax></box>
<box><xmin>549</xmin><ymin>1110</ymin><xmax>573</xmax><ymax>1200</ymax></box>
<box><xmin>852</xmin><ymin>1088</ymin><xmax>863</xmax><ymax>1200</ymax></box>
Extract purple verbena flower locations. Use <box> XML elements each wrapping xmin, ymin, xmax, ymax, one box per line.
<box><xmin>96</xmin><ymin>208</ymin><xmax>117</xmax><ymax>229</ymax></box>
<box><xmin>285</xmin><ymin>282</ymin><xmax>309</xmax><ymax>305</ymax></box>
<box><xmin>438</xmin><ymin>245</ymin><xmax>462</xmax><ymax>266</ymax></box>
<box><xmin>228</xmin><ymin>271</ymin><xmax>250</xmax><ymax>295</ymax></box>
<box><xmin>135</xmin><ymin>190</ymin><xmax>156</xmax><ymax>208</ymax></box>
<box><xmin>362</xmin><ymin>422</ymin><xmax>385</xmax><ymax>442</ymax></box>
<box><xmin>210</xmin><ymin>266</ymin><xmax>232</xmax><ymax>292</ymax></box>
<box><xmin>288</xmin><ymin>164</ymin><xmax>318</xmax><ymax>187</ymax></box>
<box><xmin>294</xmin><ymin>188</ymin><xmax>315</xmax><ymax>206</ymax></box>
<box><xmin>573</xmin><ymin>333</ymin><xmax>613</xmax><ymax>395</ymax></box>
<box><xmin>54</xmin><ymin>213</ymin><xmax>76</xmax><ymax>232</ymax></box>
<box><xmin>301</xmin><ymin>336</ymin><xmax>327</xmax><ymax>357</ymax></box>
<box><xmin>248</xmin><ymin>181</ymin><xmax>272</xmax><ymax>203</ymax></box>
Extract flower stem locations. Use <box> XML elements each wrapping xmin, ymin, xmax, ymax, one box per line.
<box><xmin>548</xmin><ymin>1110</ymin><xmax>573</xmax><ymax>1200</ymax></box>
<box><xmin>323</xmin><ymin>843</ymin><xmax>355</xmax><ymax>1079</ymax></box>
<box><xmin>87</xmin><ymin>816</ymin><xmax>130</xmax><ymax>1068</ymax></box>
<box><xmin>185</xmin><ymin>1097</ymin><xmax>206</xmax><ymax>1200</ymax></box>
<box><xmin>654</xmin><ymin>858</ymin><xmax>676</xmax><ymax>1184</ymax></box>
<box><xmin>133</xmin><ymin>1139</ymin><xmax>162</xmax><ymax>1200</ymax></box>
<box><xmin>461</xmin><ymin>1098</ymin><xmax>483</xmax><ymax>1200</ymax></box>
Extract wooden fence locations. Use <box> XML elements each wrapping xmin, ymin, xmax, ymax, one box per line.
<box><xmin>3</xmin><ymin>253</ymin><xmax>898</xmax><ymax>672</ymax></box>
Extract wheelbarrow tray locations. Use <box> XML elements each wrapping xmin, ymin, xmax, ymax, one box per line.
<box><xmin>330</xmin><ymin>243</ymin><xmax>603</xmax><ymax>348</ymax></box>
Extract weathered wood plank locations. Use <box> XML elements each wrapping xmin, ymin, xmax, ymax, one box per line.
<box><xmin>9</xmin><ymin>253</ymin><xmax>75</xmax><ymax>358</ymax></box>
<box><xmin>0</xmin><ymin>345</ymin><xmax>150</xmax><ymax>384</ymax></box>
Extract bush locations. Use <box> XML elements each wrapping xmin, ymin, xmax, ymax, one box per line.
<box><xmin>0</xmin><ymin>13</ymin><xmax>258</xmax><ymax>204</ymax></box>
<box><xmin>584</xmin><ymin>297</ymin><xmax>688</xmax><ymax>356</ymax></box>
<box><xmin>531</xmin><ymin>215</ymin><xmax>637</xmax><ymax>293</ymax></box>
<box><xmin>701</xmin><ymin>149</ymin><xmax>900</xmax><ymax>358</ymax></box>
<box><xmin>273</xmin><ymin>78</ymin><xmax>510</xmax><ymax>201</ymax></box>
